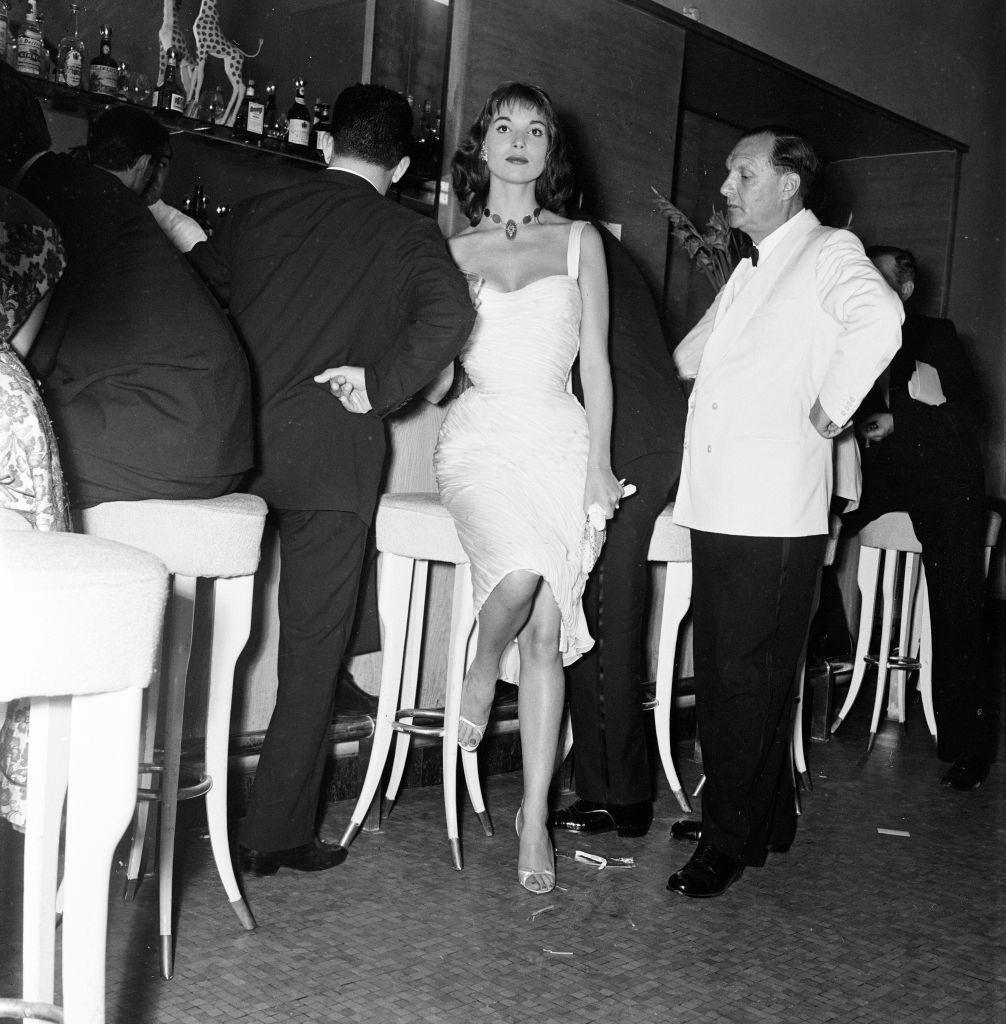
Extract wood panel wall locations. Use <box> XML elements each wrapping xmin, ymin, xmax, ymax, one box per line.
<box><xmin>441</xmin><ymin>0</ymin><xmax>685</xmax><ymax>298</ymax></box>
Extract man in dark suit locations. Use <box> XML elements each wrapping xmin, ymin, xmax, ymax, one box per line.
<box><xmin>550</xmin><ymin>222</ymin><xmax>685</xmax><ymax>838</ymax></box>
<box><xmin>845</xmin><ymin>246</ymin><xmax>994</xmax><ymax>790</ymax></box>
<box><xmin>190</xmin><ymin>84</ymin><xmax>476</xmax><ymax>874</ymax></box>
<box><xmin>11</xmin><ymin>102</ymin><xmax>252</xmax><ymax>507</ymax></box>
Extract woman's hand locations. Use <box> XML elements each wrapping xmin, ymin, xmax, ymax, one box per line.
<box><xmin>583</xmin><ymin>465</ymin><xmax>623</xmax><ymax>521</ymax></box>
<box><xmin>313</xmin><ymin>365</ymin><xmax>372</xmax><ymax>414</ymax></box>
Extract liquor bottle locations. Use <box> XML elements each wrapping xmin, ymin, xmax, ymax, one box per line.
<box><xmin>56</xmin><ymin>3</ymin><xmax>85</xmax><ymax>88</ymax></box>
<box><xmin>314</xmin><ymin>101</ymin><xmax>331</xmax><ymax>163</ymax></box>
<box><xmin>233</xmin><ymin>79</ymin><xmax>264</xmax><ymax>143</ymax></box>
<box><xmin>156</xmin><ymin>46</ymin><xmax>186</xmax><ymax>115</ymax></box>
<box><xmin>88</xmin><ymin>24</ymin><xmax>117</xmax><ymax>97</ymax></box>
<box><xmin>308</xmin><ymin>96</ymin><xmax>322</xmax><ymax>154</ymax></box>
<box><xmin>35</xmin><ymin>10</ymin><xmax>53</xmax><ymax>80</ymax></box>
<box><xmin>285</xmin><ymin>77</ymin><xmax>311</xmax><ymax>156</ymax></box>
<box><xmin>262</xmin><ymin>82</ymin><xmax>285</xmax><ymax>150</ymax></box>
<box><xmin>15</xmin><ymin>0</ymin><xmax>43</xmax><ymax>77</ymax></box>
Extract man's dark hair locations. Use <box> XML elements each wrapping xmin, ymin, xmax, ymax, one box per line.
<box><xmin>865</xmin><ymin>245</ymin><xmax>917</xmax><ymax>290</ymax></box>
<box><xmin>328</xmin><ymin>83</ymin><xmax>413</xmax><ymax>169</ymax></box>
<box><xmin>0</xmin><ymin>61</ymin><xmax>52</xmax><ymax>185</ymax></box>
<box><xmin>88</xmin><ymin>106</ymin><xmax>170</xmax><ymax>171</ymax></box>
<box><xmin>740</xmin><ymin>124</ymin><xmax>820</xmax><ymax>200</ymax></box>
<box><xmin>452</xmin><ymin>81</ymin><xmax>575</xmax><ymax>225</ymax></box>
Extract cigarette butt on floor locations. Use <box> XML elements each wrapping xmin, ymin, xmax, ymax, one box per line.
<box><xmin>527</xmin><ymin>904</ymin><xmax>556</xmax><ymax>921</ymax></box>
<box><xmin>877</xmin><ymin>827</ymin><xmax>911</xmax><ymax>837</ymax></box>
<box><xmin>542</xmin><ymin>948</ymin><xmax>574</xmax><ymax>956</ymax></box>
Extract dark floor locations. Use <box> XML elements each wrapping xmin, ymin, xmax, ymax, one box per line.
<box><xmin>2</xmin><ymin>659</ymin><xmax>1003</xmax><ymax>1024</ymax></box>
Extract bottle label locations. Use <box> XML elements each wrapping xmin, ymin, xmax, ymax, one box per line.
<box><xmin>169</xmin><ymin>91</ymin><xmax>185</xmax><ymax>113</ymax></box>
<box><xmin>60</xmin><ymin>49</ymin><xmax>82</xmax><ymax>87</ymax></box>
<box><xmin>16</xmin><ymin>34</ymin><xmax>42</xmax><ymax>76</ymax></box>
<box><xmin>287</xmin><ymin>117</ymin><xmax>309</xmax><ymax>146</ymax></box>
<box><xmin>89</xmin><ymin>64</ymin><xmax>117</xmax><ymax>95</ymax></box>
<box><xmin>246</xmin><ymin>101</ymin><xmax>265</xmax><ymax>135</ymax></box>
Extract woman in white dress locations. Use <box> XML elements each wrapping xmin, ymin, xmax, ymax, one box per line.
<box><xmin>319</xmin><ymin>82</ymin><xmax>619</xmax><ymax>894</ymax></box>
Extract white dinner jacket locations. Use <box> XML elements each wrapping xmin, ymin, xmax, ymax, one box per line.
<box><xmin>673</xmin><ymin>210</ymin><xmax>903</xmax><ymax>537</ymax></box>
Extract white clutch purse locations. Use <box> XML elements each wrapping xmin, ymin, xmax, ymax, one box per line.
<box><xmin>579</xmin><ymin>482</ymin><xmax>637</xmax><ymax>574</ymax></box>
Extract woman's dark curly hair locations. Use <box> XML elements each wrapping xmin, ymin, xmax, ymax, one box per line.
<box><xmin>451</xmin><ymin>82</ymin><xmax>575</xmax><ymax>226</ymax></box>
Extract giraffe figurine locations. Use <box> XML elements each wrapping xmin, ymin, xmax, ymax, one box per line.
<box><xmin>188</xmin><ymin>0</ymin><xmax>263</xmax><ymax>127</ymax></box>
<box><xmin>157</xmin><ymin>0</ymin><xmax>197</xmax><ymax>105</ymax></box>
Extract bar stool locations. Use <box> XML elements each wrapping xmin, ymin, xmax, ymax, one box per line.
<box><xmin>1</xmin><ymin>530</ymin><xmax>167</xmax><ymax>1024</ymax></box>
<box><xmin>79</xmin><ymin>493</ymin><xmax>267</xmax><ymax>980</ymax></box>
<box><xmin>559</xmin><ymin>503</ymin><xmax>693</xmax><ymax>813</ymax></box>
<box><xmin>831</xmin><ymin>509</ymin><xmax>1001</xmax><ymax>749</ymax></box>
<box><xmin>338</xmin><ymin>493</ymin><xmax>492</xmax><ymax>870</ymax></box>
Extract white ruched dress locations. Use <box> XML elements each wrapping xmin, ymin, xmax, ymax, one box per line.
<box><xmin>434</xmin><ymin>220</ymin><xmax>593</xmax><ymax>682</ymax></box>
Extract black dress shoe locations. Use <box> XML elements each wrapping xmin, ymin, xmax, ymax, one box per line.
<box><xmin>667</xmin><ymin>842</ymin><xmax>745</xmax><ymax>899</ymax></box>
<box><xmin>239</xmin><ymin>838</ymin><xmax>348</xmax><ymax>876</ymax></box>
<box><xmin>670</xmin><ymin>818</ymin><xmax>791</xmax><ymax>854</ymax></box>
<box><xmin>549</xmin><ymin>798</ymin><xmax>653</xmax><ymax>838</ymax></box>
<box><xmin>332</xmin><ymin>671</ymin><xmax>379</xmax><ymax>715</ymax></box>
<box><xmin>940</xmin><ymin>754</ymin><xmax>990</xmax><ymax>791</ymax></box>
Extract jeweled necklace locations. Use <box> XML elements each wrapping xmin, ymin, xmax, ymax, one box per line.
<box><xmin>483</xmin><ymin>205</ymin><xmax>541</xmax><ymax>241</ymax></box>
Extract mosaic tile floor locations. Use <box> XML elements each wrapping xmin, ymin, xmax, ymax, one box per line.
<box><xmin>2</xmin><ymin>662</ymin><xmax>1002</xmax><ymax>1024</ymax></box>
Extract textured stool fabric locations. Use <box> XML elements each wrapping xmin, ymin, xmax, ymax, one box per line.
<box><xmin>859</xmin><ymin>511</ymin><xmax>922</xmax><ymax>553</ymax></box>
<box><xmin>648</xmin><ymin>508</ymin><xmax>691</xmax><ymax>562</ymax></box>
<box><xmin>78</xmin><ymin>494</ymin><xmax>268</xmax><ymax>578</ymax></box>
<box><xmin>0</xmin><ymin>532</ymin><xmax>167</xmax><ymax>698</ymax></box>
<box><xmin>376</xmin><ymin>492</ymin><xmax>468</xmax><ymax>564</ymax></box>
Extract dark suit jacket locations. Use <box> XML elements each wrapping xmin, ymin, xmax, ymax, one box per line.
<box><xmin>21</xmin><ymin>152</ymin><xmax>252</xmax><ymax>500</ymax></box>
<box><xmin>854</xmin><ymin>313</ymin><xmax>983</xmax><ymax>468</ymax></box>
<box><xmin>189</xmin><ymin>170</ymin><xmax>476</xmax><ymax>516</ymax></box>
<box><xmin>573</xmin><ymin>222</ymin><xmax>685</xmax><ymax>471</ymax></box>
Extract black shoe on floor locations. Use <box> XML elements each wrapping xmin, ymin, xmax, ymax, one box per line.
<box><xmin>239</xmin><ymin>838</ymin><xmax>348</xmax><ymax>876</ymax></box>
<box><xmin>670</xmin><ymin>818</ymin><xmax>791</xmax><ymax>854</ymax></box>
<box><xmin>940</xmin><ymin>754</ymin><xmax>990</xmax><ymax>791</ymax></box>
<box><xmin>667</xmin><ymin>842</ymin><xmax>745</xmax><ymax>899</ymax></box>
<box><xmin>333</xmin><ymin>670</ymin><xmax>379</xmax><ymax>715</ymax></box>
<box><xmin>549</xmin><ymin>798</ymin><xmax>653</xmax><ymax>838</ymax></box>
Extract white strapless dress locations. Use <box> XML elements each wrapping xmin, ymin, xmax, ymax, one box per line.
<box><xmin>434</xmin><ymin>221</ymin><xmax>592</xmax><ymax>681</ymax></box>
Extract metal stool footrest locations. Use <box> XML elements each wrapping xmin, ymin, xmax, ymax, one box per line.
<box><xmin>863</xmin><ymin>653</ymin><xmax>920</xmax><ymax>671</ymax></box>
<box><xmin>392</xmin><ymin>707</ymin><xmax>448</xmax><ymax>738</ymax></box>
<box><xmin>136</xmin><ymin>762</ymin><xmax>212</xmax><ymax>801</ymax></box>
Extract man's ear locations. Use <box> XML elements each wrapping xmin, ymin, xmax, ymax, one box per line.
<box><xmin>900</xmin><ymin>279</ymin><xmax>915</xmax><ymax>302</ymax></box>
<box><xmin>780</xmin><ymin>170</ymin><xmax>800</xmax><ymax>199</ymax></box>
<box><xmin>390</xmin><ymin>154</ymin><xmax>410</xmax><ymax>184</ymax></box>
<box><xmin>130</xmin><ymin>152</ymin><xmax>153</xmax><ymax>193</ymax></box>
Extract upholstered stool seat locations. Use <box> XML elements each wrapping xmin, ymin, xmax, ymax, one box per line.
<box><xmin>339</xmin><ymin>493</ymin><xmax>492</xmax><ymax>870</ymax></box>
<box><xmin>79</xmin><ymin>493</ymin><xmax>268</xmax><ymax>979</ymax></box>
<box><xmin>831</xmin><ymin>509</ymin><xmax>1001</xmax><ymax>750</ymax></box>
<box><xmin>1</xmin><ymin>531</ymin><xmax>167</xmax><ymax>1023</ymax></box>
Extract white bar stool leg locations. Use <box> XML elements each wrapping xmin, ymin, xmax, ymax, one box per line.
<box><xmin>887</xmin><ymin>551</ymin><xmax>919</xmax><ymax>723</ymax></box>
<box><xmin>867</xmin><ymin>552</ymin><xmax>898</xmax><ymax>751</ymax></box>
<box><xmin>61</xmin><ymin>688</ymin><xmax>143</xmax><ymax>1024</ymax></box>
<box><xmin>158</xmin><ymin>574</ymin><xmax>197</xmax><ymax>981</ymax></box>
<box><xmin>205</xmin><ymin>575</ymin><xmax>257</xmax><ymax>931</ymax></box>
<box><xmin>384</xmin><ymin>560</ymin><xmax>429</xmax><ymax>813</ymax></box>
<box><xmin>441</xmin><ymin>564</ymin><xmax>471</xmax><ymax>869</ymax></box>
<box><xmin>21</xmin><ymin>696</ymin><xmax>70</xmax><ymax>1009</ymax></box>
<box><xmin>832</xmin><ymin>545</ymin><xmax>881</xmax><ymax>732</ymax></box>
<box><xmin>654</xmin><ymin>562</ymin><xmax>692</xmax><ymax>813</ymax></box>
<box><xmin>339</xmin><ymin>553</ymin><xmax>412</xmax><ymax>849</ymax></box>
<box><xmin>123</xmin><ymin>649</ymin><xmax>162</xmax><ymax>902</ymax></box>
<box><xmin>915</xmin><ymin>573</ymin><xmax>937</xmax><ymax>741</ymax></box>
<box><xmin>792</xmin><ymin>568</ymin><xmax>822</xmax><ymax>792</ymax></box>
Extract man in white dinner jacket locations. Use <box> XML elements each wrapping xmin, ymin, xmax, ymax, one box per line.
<box><xmin>667</xmin><ymin>125</ymin><xmax>903</xmax><ymax>898</ymax></box>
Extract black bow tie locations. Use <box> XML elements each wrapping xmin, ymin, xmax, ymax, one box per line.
<box><xmin>739</xmin><ymin>238</ymin><xmax>759</xmax><ymax>266</ymax></box>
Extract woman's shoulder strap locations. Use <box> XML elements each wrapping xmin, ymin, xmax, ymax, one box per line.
<box><xmin>566</xmin><ymin>219</ymin><xmax>587</xmax><ymax>278</ymax></box>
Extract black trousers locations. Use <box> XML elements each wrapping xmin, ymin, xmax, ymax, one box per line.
<box><xmin>566</xmin><ymin>453</ymin><xmax>678</xmax><ymax>805</ymax></box>
<box><xmin>844</xmin><ymin>446</ymin><xmax>993</xmax><ymax>762</ymax></box>
<box><xmin>690</xmin><ymin>530</ymin><xmax>826</xmax><ymax>867</ymax></box>
<box><xmin>239</xmin><ymin>508</ymin><xmax>369</xmax><ymax>852</ymax></box>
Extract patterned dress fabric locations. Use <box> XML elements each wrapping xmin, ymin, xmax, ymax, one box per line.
<box><xmin>435</xmin><ymin>221</ymin><xmax>593</xmax><ymax>681</ymax></box>
<box><xmin>0</xmin><ymin>192</ymin><xmax>70</xmax><ymax>830</ymax></box>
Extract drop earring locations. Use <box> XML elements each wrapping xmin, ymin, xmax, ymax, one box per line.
<box><xmin>480</xmin><ymin>140</ymin><xmax>488</xmax><ymax>162</ymax></box>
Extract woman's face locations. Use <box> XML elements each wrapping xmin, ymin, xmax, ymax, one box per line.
<box><xmin>483</xmin><ymin>101</ymin><xmax>548</xmax><ymax>185</ymax></box>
